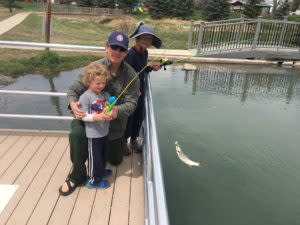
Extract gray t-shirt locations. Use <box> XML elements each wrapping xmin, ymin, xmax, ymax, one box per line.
<box><xmin>79</xmin><ymin>89</ymin><xmax>110</xmax><ymax>138</ymax></box>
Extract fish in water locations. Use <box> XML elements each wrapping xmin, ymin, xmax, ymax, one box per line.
<box><xmin>175</xmin><ymin>140</ymin><xmax>200</xmax><ymax>167</ymax></box>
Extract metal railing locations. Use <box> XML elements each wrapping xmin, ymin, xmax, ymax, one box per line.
<box><xmin>0</xmin><ymin>82</ymin><xmax>169</xmax><ymax>225</ymax></box>
<box><xmin>0</xmin><ymin>40</ymin><xmax>169</xmax><ymax>224</ymax></box>
<box><xmin>188</xmin><ymin>16</ymin><xmax>300</xmax><ymax>55</ymax></box>
<box><xmin>0</xmin><ymin>40</ymin><xmax>105</xmax><ymax>51</ymax></box>
<box><xmin>143</xmin><ymin>74</ymin><xmax>169</xmax><ymax>225</ymax></box>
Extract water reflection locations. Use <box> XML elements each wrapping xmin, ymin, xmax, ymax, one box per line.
<box><xmin>183</xmin><ymin>65</ymin><xmax>300</xmax><ymax>103</ymax></box>
<box><xmin>43</xmin><ymin>72</ymin><xmax>64</xmax><ymax>116</ymax></box>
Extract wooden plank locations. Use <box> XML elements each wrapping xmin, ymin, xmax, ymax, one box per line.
<box><xmin>89</xmin><ymin>165</ymin><xmax>117</xmax><ymax>225</ymax></box>
<box><xmin>26</xmin><ymin>143</ymin><xmax>71</xmax><ymax>225</ymax></box>
<box><xmin>109</xmin><ymin>155</ymin><xmax>132</xmax><ymax>225</ymax></box>
<box><xmin>5</xmin><ymin>137</ymin><xmax>68</xmax><ymax>225</ymax></box>
<box><xmin>47</xmin><ymin>185</ymin><xmax>80</xmax><ymax>225</ymax></box>
<box><xmin>0</xmin><ymin>136</ymin><xmax>33</xmax><ymax>176</ymax></box>
<box><xmin>129</xmin><ymin>153</ymin><xmax>144</xmax><ymax>225</ymax></box>
<box><xmin>0</xmin><ymin>136</ymin><xmax>47</xmax><ymax>184</ymax></box>
<box><xmin>68</xmin><ymin>184</ymin><xmax>96</xmax><ymax>225</ymax></box>
<box><xmin>0</xmin><ymin>135</ymin><xmax>20</xmax><ymax>158</ymax></box>
<box><xmin>0</xmin><ymin>135</ymin><xmax>7</xmax><ymax>143</ymax></box>
<box><xmin>0</xmin><ymin>136</ymin><xmax>57</xmax><ymax>225</ymax></box>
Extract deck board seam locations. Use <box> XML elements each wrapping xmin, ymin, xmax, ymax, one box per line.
<box><xmin>67</xmin><ymin>186</ymin><xmax>81</xmax><ymax>225</ymax></box>
<box><xmin>107</xmin><ymin>166</ymin><xmax>118</xmax><ymax>225</ymax></box>
<box><xmin>0</xmin><ymin>136</ymin><xmax>34</xmax><ymax>177</ymax></box>
<box><xmin>128</xmin><ymin>154</ymin><xmax>133</xmax><ymax>225</ymax></box>
<box><xmin>47</xmin><ymin>163</ymin><xmax>72</xmax><ymax>225</ymax></box>
<box><xmin>3</xmin><ymin>136</ymin><xmax>57</xmax><ymax>224</ymax></box>
<box><xmin>25</xmin><ymin>140</ymin><xmax>69</xmax><ymax>225</ymax></box>
<box><xmin>0</xmin><ymin>135</ymin><xmax>20</xmax><ymax>158</ymax></box>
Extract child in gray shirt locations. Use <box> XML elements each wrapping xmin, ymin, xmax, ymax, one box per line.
<box><xmin>79</xmin><ymin>62</ymin><xmax>112</xmax><ymax>189</ymax></box>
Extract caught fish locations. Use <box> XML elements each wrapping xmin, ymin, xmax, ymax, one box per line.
<box><xmin>175</xmin><ymin>140</ymin><xmax>200</xmax><ymax>167</ymax></box>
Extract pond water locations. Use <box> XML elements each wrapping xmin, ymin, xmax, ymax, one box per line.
<box><xmin>1</xmin><ymin>64</ymin><xmax>300</xmax><ymax>225</ymax></box>
<box><xmin>150</xmin><ymin>64</ymin><xmax>300</xmax><ymax>225</ymax></box>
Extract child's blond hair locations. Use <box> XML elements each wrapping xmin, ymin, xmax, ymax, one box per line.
<box><xmin>83</xmin><ymin>62</ymin><xmax>109</xmax><ymax>86</ymax></box>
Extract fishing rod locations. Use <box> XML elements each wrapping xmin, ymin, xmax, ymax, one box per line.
<box><xmin>105</xmin><ymin>57</ymin><xmax>174</xmax><ymax>113</ymax></box>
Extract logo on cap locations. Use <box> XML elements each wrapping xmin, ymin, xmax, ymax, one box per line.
<box><xmin>116</xmin><ymin>34</ymin><xmax>124</xmax><ymax>42</ymax></box>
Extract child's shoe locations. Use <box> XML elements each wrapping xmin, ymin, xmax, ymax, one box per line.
<box><xmin>86</xmin><ymin>180</ymin><xmax>110</xmax><ymax>189</ymax></box>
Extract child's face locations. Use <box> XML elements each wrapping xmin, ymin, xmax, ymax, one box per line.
<box><xmin>89</xmin><ymin>76</ymin><xmax>106</xmax><ymax>94</ymax></box>
<box><xmin>136</xmin><ymin>34</ymin><xmax>153</xmax><ymax>49</ymax></box>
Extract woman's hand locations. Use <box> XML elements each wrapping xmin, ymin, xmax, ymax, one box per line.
<box><xmin>70</xmin><ymin>101</ymin><xmax>86</xmax><ymax>119</ymax></box>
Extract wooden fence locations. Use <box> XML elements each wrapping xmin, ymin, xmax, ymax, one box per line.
<box><xmin>188</xmin><ymin>16</ymin><xmax>300</xmax><ymax>55</ymax></box>
<box><xmin>31</xmin><ymin>3</ymin><xmax>123</xmax><ymax>15</ymax></box>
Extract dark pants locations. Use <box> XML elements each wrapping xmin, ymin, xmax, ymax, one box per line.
<box><xmin>67</xmin><ymin>120</ymin><xmax>125</xmax><ymax>185</ymax></box>
<box><xmin>87</xmin><ymin>136</ymin><xmax>108</xmax><ymax>184</ymax></box>
<box><xmin>125</xmin><ymin>95</ymin><xmax>145</xmax><ymax>142</ymax></box>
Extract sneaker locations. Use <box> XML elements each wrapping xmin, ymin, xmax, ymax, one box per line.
<box><xmin>86</xmin><ymin>180</ymin><xmax>110</xmax><ymax>189</ymax></box>
<box><xmin>124</xmin><ymin>142</ymin><xmax>131</xmax><ymax>156</ymax></box>
<box><xmin>104</xmin><ymin>169</ymin><xmax>112</xmax><ymax>177</ymax></box>
<box><xmin>131</xmin><ymin>140</ymin><xmax>143</xmax><ymax>153</ymax></box>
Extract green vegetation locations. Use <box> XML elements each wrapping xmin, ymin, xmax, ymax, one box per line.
<box><xmin>0</xmin><ymin>49</ymin><xmax>99</xmax><ymax>76</ymax></box>
<box><xmin>202</xmin><ymin>0</ymin><xmax>230</xmax><ymax>21</ymax></box>
<box><xmin>0</xmin><ymin>13</ymin><xmax>191</xmax><ymax>49</ymax></box>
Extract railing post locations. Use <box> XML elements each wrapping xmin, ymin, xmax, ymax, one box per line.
<box><xmin>188</xmin><ymin>20</ymin><xmax>194</xmax><ymax>49</ymax></box>
<box><xmin>252</xmin><ymin>16</ymin><xmax>262</xmax><ymax>49</ymax></box>
<box><xmin>197</xmin><ymin>22</ymin><xmax>205</xmax><ymax>55</ymax></box>
<box><xmin>278</xmin><ymin>16</ymin><xmax>288</xmax><ymax>50</ymax></box>
<box><xmin>237</xmin><ymin>16</ymin><xmax>244</xmax><ymax>50</ymax></box>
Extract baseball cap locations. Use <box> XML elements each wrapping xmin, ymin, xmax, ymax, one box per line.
<box><xmin>107</xmin><ymin>31</ymin><xmax>129</xmax><ymax>50</ymax></box>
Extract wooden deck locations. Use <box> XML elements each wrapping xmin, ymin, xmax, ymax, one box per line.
<box><xmin>0</xmin><ymin>130</ymin><xmax>144</xmax><ymax>225</ymax></box>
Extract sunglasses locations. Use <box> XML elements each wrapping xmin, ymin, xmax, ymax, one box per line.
<box><xmin>110</xmin><ymin>45</ymin><xmax>127</xmax><ymax>52</ymax></box>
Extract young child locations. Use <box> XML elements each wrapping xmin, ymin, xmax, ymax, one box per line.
<box><xmin>79</xmin><ymin>62</ymin><xmax>112</xmax><ymax>189</ymax></box>
<box><xmin>124</xmin><ymin>21</ymin><xmax>162</xmax><ymax>154</ymax></box>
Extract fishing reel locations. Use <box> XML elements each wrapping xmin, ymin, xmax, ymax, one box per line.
<box><xmin>160</xmin><ymin>57</ymin><xmax>173</xmax><ymax>70</ymax></box>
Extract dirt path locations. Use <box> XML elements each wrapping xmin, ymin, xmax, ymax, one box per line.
<box><xmin>0</xmin><ymin>12</ymin><xmax>31</xmax><ymax>35</ymax></box>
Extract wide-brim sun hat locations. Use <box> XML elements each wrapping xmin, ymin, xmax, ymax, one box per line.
<box><xmin>129</xmin><ymin>21</ymin><xmax>162</xmax><ymax>48</ymax></box>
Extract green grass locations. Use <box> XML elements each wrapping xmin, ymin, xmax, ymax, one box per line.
<box><xmin>0</xmin><ymin>13</ymin><xmax>191</xmax><ymax>49</ymax></box>
<box><xmin>0</xmin><ymin>49</ymin><xmax>99</xmax><ymax>76</ymax></box>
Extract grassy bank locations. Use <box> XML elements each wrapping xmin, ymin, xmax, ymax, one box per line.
<box><xmin>0</xmin><ymin>13</ymin><xmax>191</xmax><ymax>49</ymax></box>
<box><xmin>0</xmin><ymin>49</ymin><xmax>101</xmax><ymax>77</ymax></box>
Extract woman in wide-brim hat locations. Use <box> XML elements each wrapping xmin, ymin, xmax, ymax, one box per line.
<box><xmin>123</xmin><ymin>21</ymin><xmax>162</xmax><ymax>155</ymax></box>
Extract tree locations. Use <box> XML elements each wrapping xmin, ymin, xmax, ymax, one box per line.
<box><xmin>0</xmin><ymin>0</ymin><xmax>19</xmax><ymax>13</ymax></box>
<box><xmin>243</xmin><ymin>0</ymin><xmax>262</xmax><ymax>18</ymax></box>
<box><xmin>118</xmin><ymin>0</ymin><xmax>136</xmax><ymax>11</ymax></box>
<box><xmin>94</xmin><ymin>0</ymin><xmax>115</xmax><ymax>8</ymax></box>
<box><xmin>273</xmin><ymin>1</ymin><xmax>289</xmax><ymax>19</ymax></box>
<box><xmin>147</xmin><ymin>0</ymin><xmax>172</xmax><ymax>19</ymax></box>
<box><xmin>291</xmin><ymin>0</ymin><xmax>300</xmax><ymax>11</ymax></box>
<box><xmin>78</xmin><ymin>0</ymin><xmax>93</xmax><ymax>7</ymax></box>
<box><xmin>202</xmin><ymin>0</ymin><xmax>230</xmax><ymax>21</ymax></box>
<box><xmin>172</xmin><ymin>0</ymin><xmax>194</xmax><ymax>18</ymax></box>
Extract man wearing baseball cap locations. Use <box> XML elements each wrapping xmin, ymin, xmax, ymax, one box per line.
<box><xmin>59</xmin><ymin>31</ymin><xmax>140</xmax><ymax>196</ymax></box>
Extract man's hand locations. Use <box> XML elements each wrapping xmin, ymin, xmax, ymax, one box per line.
<box><xmin>70</xmin><ymin>101</ymin><xmax>86</xmax><ymax>119</ymax></box>
<box><xmin>110</xmin><ymin>106</ymin><xmax>118</xmax><ymax>119</ymax></box>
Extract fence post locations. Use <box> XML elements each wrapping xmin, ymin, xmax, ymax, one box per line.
<box><xmin>278</xmin><ymin>16</ymin><xmax>288</xmax><ymax>50</ymax></box>
<box><xmin>197</xmin><ymin>22</ymin><xmax>205</xmax><ymax>55</ymax></box>
<box><xmin>252</xmin><ymin>16</ymin><xmax>262</xmax><ymax>49</ymax></box>
<box><xmin>188</xmin><ymin>20</ymin><xmax>194</xmax><ymax>49</ymax></box>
